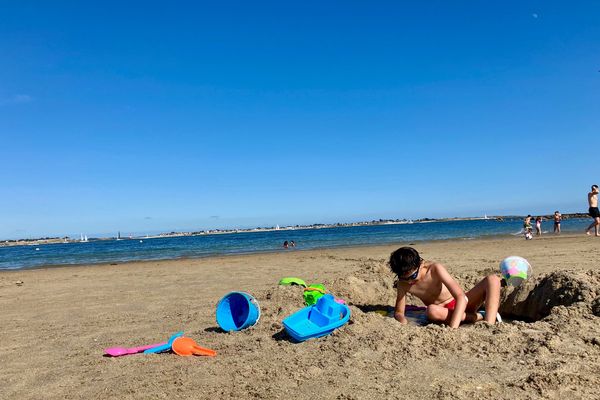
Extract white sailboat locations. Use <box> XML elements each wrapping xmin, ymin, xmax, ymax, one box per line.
<box><xmin>80</xmin><ymin>234</ymin><xmax>88</xmax><ymax>242</ymax></box>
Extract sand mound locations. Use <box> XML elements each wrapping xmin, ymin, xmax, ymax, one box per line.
<box><xmin>233</xmin><ymin>263</ymin><xmax>600</xmax><ymax>399</ymax></box>
<box><xmin>500</xmin><ymin>270</ymin><xmax>600</xmax><ymax>321</ymax></box>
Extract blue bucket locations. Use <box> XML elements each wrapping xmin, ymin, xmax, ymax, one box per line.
<box><xmin>216</xmin><ymin>291</ymin><xmax>261</xmax><ymax>331</ymax></box>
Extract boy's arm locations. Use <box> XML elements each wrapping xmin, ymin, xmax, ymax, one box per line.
<box><xmin>393</xmin><ymin>283</ymin><xmax>409</xmax><ymax>324</ymax></box>
<box><xmin>431</xmin><ymin>263</ymin><xmax>466</xmax><ymax>329</ymax></box>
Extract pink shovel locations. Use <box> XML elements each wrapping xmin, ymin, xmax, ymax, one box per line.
<box><xmin>104</xmin><ymin>342</ymin><xmax>167</xmax><ymax>357</ymax></box>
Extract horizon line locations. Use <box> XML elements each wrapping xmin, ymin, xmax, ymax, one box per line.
<box><xmin>1</xmin><ymin>211</ymin><xmax>586</xmax><ymax>242</ymax></box>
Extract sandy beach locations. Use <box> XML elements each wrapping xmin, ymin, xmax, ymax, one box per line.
<box><xmin>1</xmin><ymin>234</ymin><xmax>599</xmax><ymax>399</ymax></box>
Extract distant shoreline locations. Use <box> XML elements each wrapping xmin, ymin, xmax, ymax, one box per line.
<box><xmin>0</xmin><ymin>213</ymin><xmax>589</xmax><ymax>248</ymax></box>
<box><xmin>2</xmin><ymin>231</ymin><xmax>589</xmax><ymax>273</ymax></box>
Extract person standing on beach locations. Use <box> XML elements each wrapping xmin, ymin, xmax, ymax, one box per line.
<box><xmin>535</xmin><ymin>216</ymin><xmax>542</xmax><ymax>236</ymax></box>
<box><xmin>523</xmin><ymin>215</ymin><xmax>533</xmax><ymax>234</ymax></box>
<box><xmin>586</xmin><ymin>185</ymin><xmax>600</xmax><ymax>236</ymax></box>
<box><xmin>553</xmin><ymin>211</ymin><xmax>562</xmax><ymax>234</ymax></box>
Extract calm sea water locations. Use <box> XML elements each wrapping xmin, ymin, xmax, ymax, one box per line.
<box><xmin>0</xmin><ymin>218</ymin><xmax>590</xmax><ymax>271</ymax></box>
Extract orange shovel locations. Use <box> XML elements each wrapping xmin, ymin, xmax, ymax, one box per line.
<box><xmin>171</xmin><ymin>337</ymin><xmax>217</xmax><ymax>357</ymax></box>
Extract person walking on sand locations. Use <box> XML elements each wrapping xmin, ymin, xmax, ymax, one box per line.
<box><xmin>586</xmin><ymin>185</ymin><xmax>600</xmax><ymax>236</ymax></box>
<box><xmin>523</xmin><ymin>215</ymin><xmax>534</xmax><ymax>240</ymax></box>
<box><xmin>535</xmin><ymin>216</ymin><xmax>542</xmax><ymax>236</ymax></box>
<box><xmin>523</xmin><ymin>215</ymin><xmax>533</xmax><ymax>234</ymax></box>
<box><xmin>553</xmin><ymin>211</ymin><xmax>562</xmax><ymax>234</ymax></box>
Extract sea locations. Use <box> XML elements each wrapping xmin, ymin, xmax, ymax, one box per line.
<box><xmin>0</xmin><ymin>218</ymin><xmax>591</xmax><ymax>271</ymax></box>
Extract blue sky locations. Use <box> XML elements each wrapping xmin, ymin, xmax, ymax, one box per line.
<box><xmin>1</xmin><ymin>1</ymin><xmax>599</xmax><ymax>239</ymax></box>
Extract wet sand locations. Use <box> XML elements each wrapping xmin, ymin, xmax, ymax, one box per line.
<box><xmin>1</xmin><ymin>233</ymin><xmax>599</xmax><ymax>399</ymax></box>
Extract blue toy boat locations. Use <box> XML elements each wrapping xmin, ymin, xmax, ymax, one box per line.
<box><xmin>282</xmin><ymin>294</ymin><xmax>351</xmax><ymax>342</ymax></box>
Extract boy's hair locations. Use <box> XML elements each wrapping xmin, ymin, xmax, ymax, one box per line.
<box><xmin>389</xmin><ymin>247</ymin><xmax>421</xmax><ymax>276</ymax></box>
<box><xmin>593</xmin><ymin>185</ymin><xmax>598</xmax><ymax>190</ymax></box>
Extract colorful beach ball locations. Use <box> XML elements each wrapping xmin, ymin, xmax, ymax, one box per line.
<box><xmin>500</xmin><ymin>256</ymin><xmax>532</xmax><ymax>286</ymax></box>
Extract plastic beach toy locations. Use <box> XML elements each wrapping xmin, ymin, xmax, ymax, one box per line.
<box><xmin>172</xmin><ymin>337</ymin><xmax>217</xmax><ymax>357</ymax></box>
<box><xmin>282</xmin><ymin>294</ymin><xmax>351</xmax><ymax>342</ymax></box>
<box><xmin>303</xmin><ymin>284</ymin><xmax>326</xmax><ymax>306</ymax></box>
<box><xmin>216</xmin><ymin>291</ymin><xmax>260</xmax><ymax>332</ymax></box>
<box><xmin>278</xmin><ymin>277</ymin><xmax>307</xmax><ymax>287</ymax></box>
<box><xmin>143</xmin><ymin>332</ymin><xmax>184</xmax><ymax>354</ymax></box>
<box><xmin>500</xmin><ymin>256</ymin><xmax>532</xmax><ymax>287</ymax></box>
<box><xmin>105</xmin><ymin>341</ymin><xmax>168</xmax><ymax>357</ymax></box>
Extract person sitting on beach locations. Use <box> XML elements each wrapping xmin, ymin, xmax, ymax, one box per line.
<box><xmin>553</xmin><ymin>211</ymin><xmax>562</xmax><ymax>234</ymax></box>
<box><xmin>389</xmin><ymin>247</ymin><xmax>501</xmax><ymax>328</ymax></box>
<box><xmin>535</xmin><ymin>216</ymin><xmax>542</xmax><ymax>236</ymax></box>
<box><xmin>586</xmin><ymin>185</ymin><xmax>600</xmax><ymax>237</ymax></box>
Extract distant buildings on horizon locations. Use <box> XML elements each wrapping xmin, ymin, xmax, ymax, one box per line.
<box><xmin>1</xmin><ymin>212</ymin><xmax>591</xmax><ymax>246</ymax></box>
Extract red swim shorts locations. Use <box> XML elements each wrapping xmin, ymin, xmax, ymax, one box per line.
<box><xmin>444</xmin><ymin>298</ymin><xmax>457</xmax><ymax>310</ymax></box>
<box><xmin>442</xmin><ymin>296</ymin><xmax>468</xmax><ymax>310</ymax></box>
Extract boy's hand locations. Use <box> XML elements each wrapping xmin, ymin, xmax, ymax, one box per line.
<box><xmin>394</xmin><ymin>280</ymin><xmax>409</xmax><ymax>324</ymax></box>
<box><xmin>394</xmin><ymin>313</ymin><xmax>408</xmax><ymax>324</ymax></box>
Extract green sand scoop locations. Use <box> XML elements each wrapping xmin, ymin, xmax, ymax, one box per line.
<box><xmin>278</xmin><ymin>277</ymin><xmax>307</xmax><ymax>287</ymax></box>
<box><xmin>303</xmin><ymin>284</ymin><xmax>326</xmax><ymax>306</ymax></box>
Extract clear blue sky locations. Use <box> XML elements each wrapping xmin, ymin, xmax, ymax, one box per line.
<box><xmin>1</xmin><ymin>1</ymin><xmax>599</xmax><ymax>239</ymax></box>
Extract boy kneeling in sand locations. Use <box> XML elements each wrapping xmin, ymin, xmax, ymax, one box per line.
<box><xmin>389</xmin><ymin>247</ymin><xmax>501</xmax><ymax>328</ymax></box>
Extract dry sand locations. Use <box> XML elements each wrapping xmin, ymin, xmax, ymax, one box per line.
<box><xmin>1</xmin><ymin>234</ymin><xmax>600</xmax><ymax>399</ymax></box>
